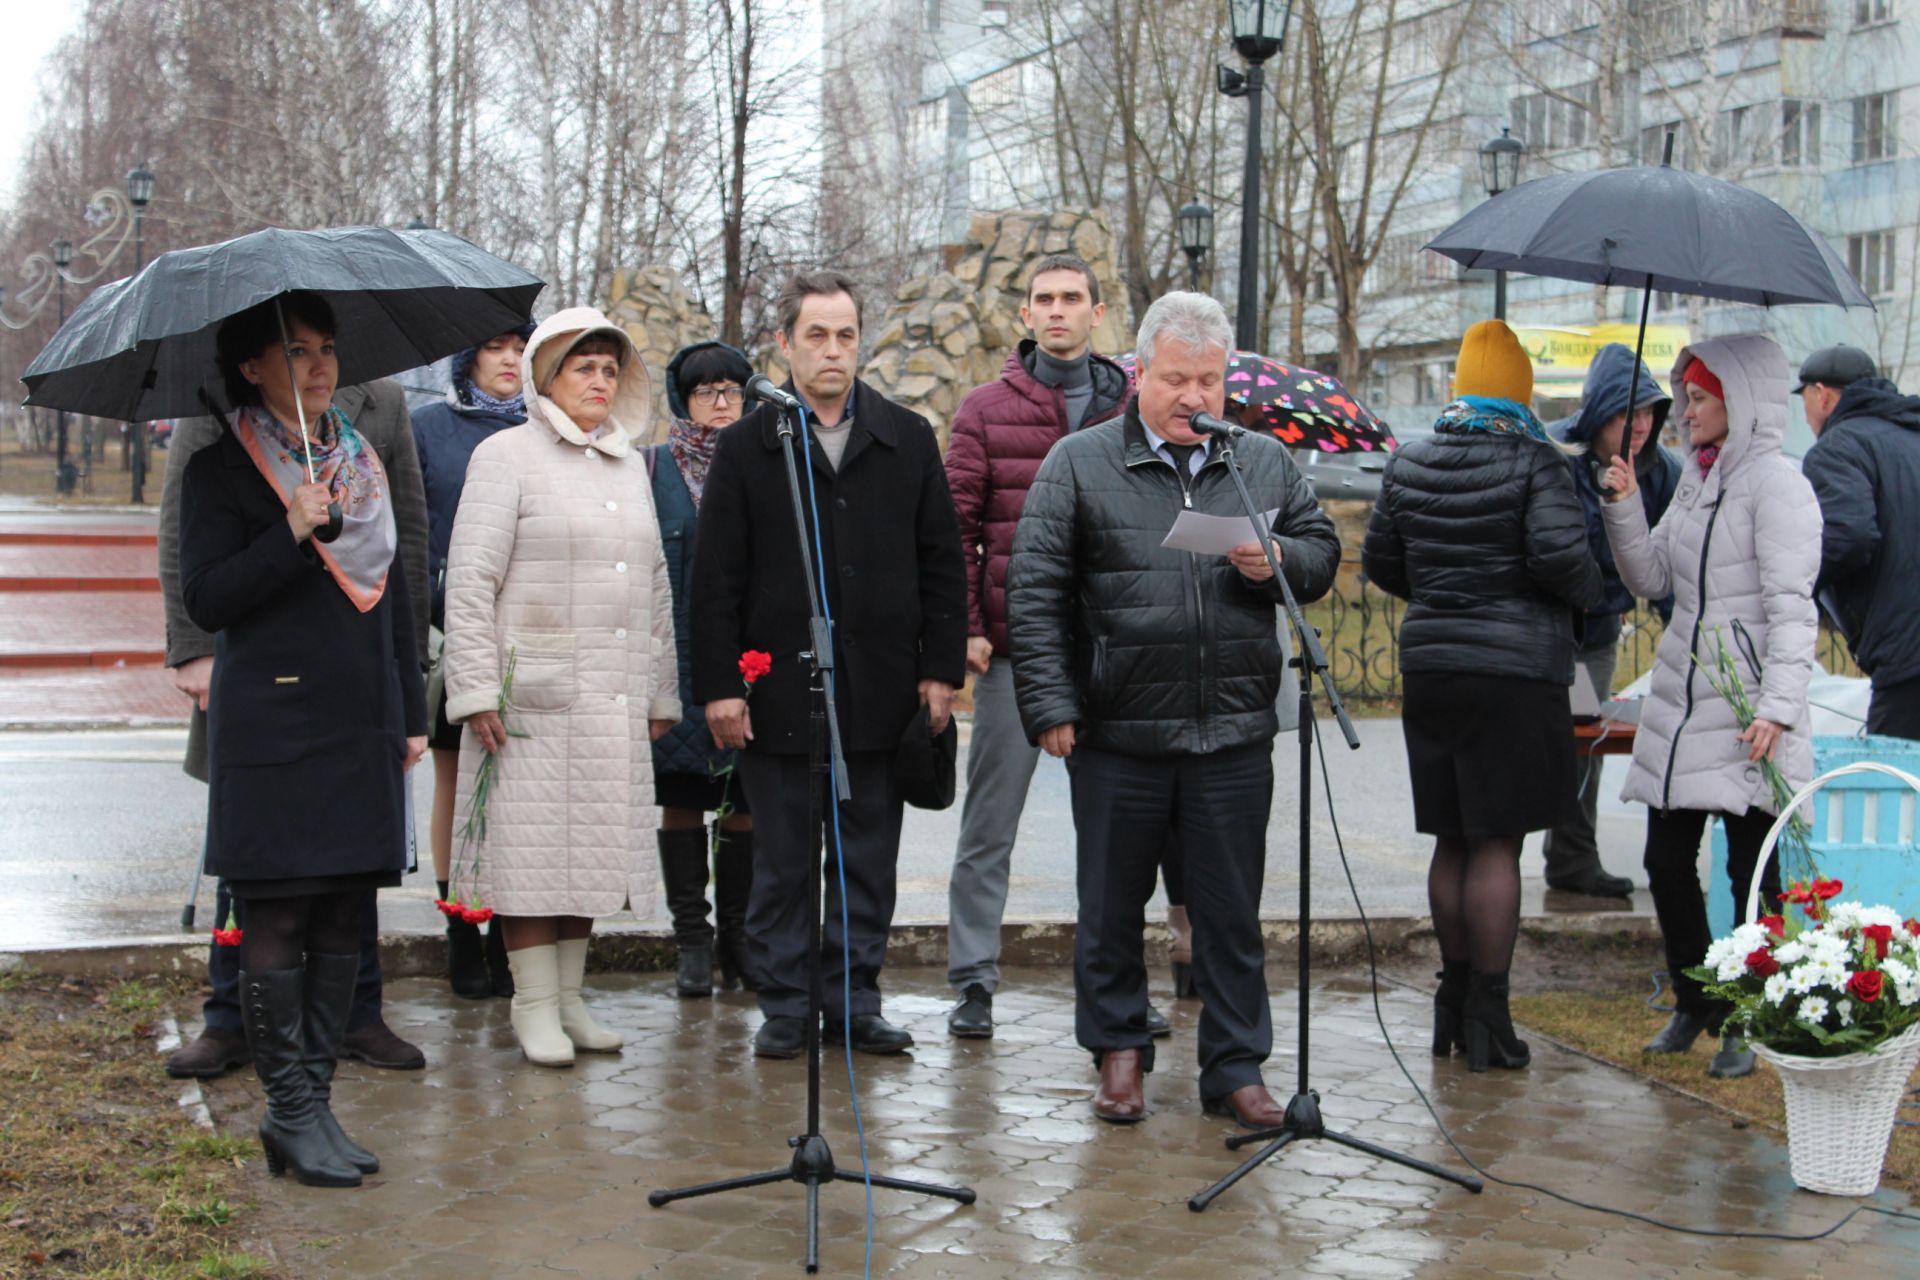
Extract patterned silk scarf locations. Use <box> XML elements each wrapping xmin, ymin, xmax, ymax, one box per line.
<box><xmin>230</xmin><ymin>402</ymin><xmax>397</xmax><ymax>612</ymax></box>
<box><xmin>668</xmin><ymin>417</ymin><xmax>722</xmax><ymax>508</ymax></box>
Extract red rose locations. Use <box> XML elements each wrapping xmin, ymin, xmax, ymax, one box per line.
<box><xmin>1758</xmin><ymin>915</ymin><xmax>1787</xmax><ymax>939</ymax></box>
<box><xmin>1812</xmin><ymin>878</ymin><xmax>1845</xmax><ymax>901</ymax></box>
<box><xmin>1905</xmin><ymin>918</ymin><xmax>1920</xmax><ymax>937</ymax></box>
<box><xmin>1745</xmin><ymin>947</ymin><xmax>1779</xmax><ymax>978</ymax></box>
<box><xmin>1864</xmin><ymin>924</ymin><xmax>1895</xmax><ymax>960</ymax></box>
<box><xmin>739</xmin><ymin>650</ymin><xmax>774</xmax><ymax>685</ymax></box>
<box><xmin>1848</xmin><ymin>970</ymin><xmax>1885</xmax><ymax>1003</ymax></box>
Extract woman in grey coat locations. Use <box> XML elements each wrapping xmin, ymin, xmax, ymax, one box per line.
<box><xmin>1602</xmin><ymin>335</ymin><xmax>1821</xmax><ymax>1079</ymax></box>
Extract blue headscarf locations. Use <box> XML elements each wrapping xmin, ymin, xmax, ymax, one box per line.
<box><xmin>1432</xmin><ymin>394</ymin><xmax>1552</xmax><ymax>443</ymax></box>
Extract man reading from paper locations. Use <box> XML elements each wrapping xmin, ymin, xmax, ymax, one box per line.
<box><xmin>1005</xmin><ymin>291</ymin><xmax>1339</xmax><ymax>1126</ymax></box>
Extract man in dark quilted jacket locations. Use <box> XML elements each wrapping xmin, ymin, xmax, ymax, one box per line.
<box><xmin>1008</xmin><ymin>291</ymin><xmax>1339</xmax><ymax>1126</ymax></box>
<box><xmin>943</xmin><ymin>254</ymin><xmax>1130</xmax><ymax>1039</ymax></box>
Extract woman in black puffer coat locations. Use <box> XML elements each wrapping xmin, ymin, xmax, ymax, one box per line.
<box><xmin>1362</xmin><ymin>321</ymin><xmax>1602</xmax><ymax>1073</ymax></box>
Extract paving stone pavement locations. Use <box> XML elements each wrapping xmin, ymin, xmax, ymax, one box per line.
<box><xmin>199</xmin><ymin>967</ymin><xmax>1920</xmax><ymax>1278</ymax></box>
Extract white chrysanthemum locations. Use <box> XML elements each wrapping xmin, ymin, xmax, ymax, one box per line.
<box><xmin>1897</xmin><ymin>982</ymin><xmax>1920</xmax><ymax>1008</ymax></box>
<box><xmin>1857</xmin><ymin>905</ymin><xmax>1903</xmax><ymax>930</ymax></box>
<box><xmin>1883</xmin><ymin>958</ymin><xmax>1914</xmax><ymax>987</ymax></box>
<box><xmin>1775</xmin><ymin>940</ymin><xmax>1807</xmax><ymax>966</ymax></box>
<box><xmin>1728</xmin><ymin>922</ymin><xmax>1773</xmax><ymax>952</ymax></box>
<box><xmin>1837</xmin><ymin>999</ymin><xmax>1855</xmax><ymax>1028</ymax></box>
<box><xmin>1763</xmin><ymin>972</ymin><xmax>1791</xmax><ymax>1005</ymax></box>
<box><xmin>1799</xmin><ymin>995</ymin><xmax>1831</xmax><ymax>1024</ymax></box>
<box><xmin>1827</xmin><ymin>902</ymin><xmax>1864</xmax><ymax>931</ymax></box>
<box><xmin>1703</xmin><ymin>937</ymin><xmax>1742</xmax><ymax>971</ymax></box>
<box><xmin>1803</xmin><ymin>931</ymin><xmax>1851</xmax><ymax>964</ymax></box>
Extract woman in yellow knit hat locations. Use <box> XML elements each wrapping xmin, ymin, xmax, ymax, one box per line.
<box><xmin>1361</xmin><ymin>320</ymin><xmax>1603</xmax><ymax>1072</ymax></box>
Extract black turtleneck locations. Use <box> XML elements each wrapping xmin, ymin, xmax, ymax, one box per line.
<box><xmin>1033</xmin><ymin>347</ymin><xmax>1095</xmax><ymax>431</ymax></box>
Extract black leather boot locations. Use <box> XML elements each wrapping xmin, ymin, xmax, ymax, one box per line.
<box><xmin>1433</xmin><ymin>961</ymin><xmax>1469</xmax><ymax>1058</ymax></box>
<box><xmin>658</xmin><ymin>828</ymin><xmax>715</xmax><ymax>998</ymax></box>
<box><xmin>484</xmin><ymin>919</ymin><xmax>513</xmax><ymax>998</ymax></box>
<box><xmin>1463</xmin><ymin>970</ymin><xmax>1530</xmax><ymax>1073</ymax></box>
<box><xmin>713</xmin><ymin>826</ymin><xmax>758</xmax><ymax>993</ymax></box>
<box><xmin>240</xmin><ymin>968</ymin><xmax>360</xmax><ymax>1187</ymax></box>
<box><xmin>439</xmin><ymin>880</ymin><xmax>490</xmax><ymax>1000</ymax></box>
<box><xmin>302</xmin><ymin>953</ymin><xmax>378</xmax><ymax>1174</ymax></box>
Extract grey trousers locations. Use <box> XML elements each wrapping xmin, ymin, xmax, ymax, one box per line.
<box><xmin>946</xmin><ymin>659</ymin><xmax>1042</xmax><ymax>994</ymax></box>
<box><xmin>1542</xmin><ymin>646</ymin><xmax>1617</xmax><ymax>883</ymax></box>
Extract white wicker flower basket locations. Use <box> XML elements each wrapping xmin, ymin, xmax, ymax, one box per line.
<box><xmin>1743</xmin><ymin>761</ymin><xmax>1920</xmax><ymax>1197</ymax></box>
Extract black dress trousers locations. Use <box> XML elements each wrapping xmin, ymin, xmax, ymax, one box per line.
<box><xmin>1068</xmin><ymin>742</ymin><xmax>1275</xmax><ymax>1103</ymax></box>
<box><xmin>738</xmin><ymin>748</ymin><xmax>904</xmax><ymax>1021</ymax></box>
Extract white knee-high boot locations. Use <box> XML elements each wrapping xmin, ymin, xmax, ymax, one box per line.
<box><xmin>506</xmin><ymin>944</ymin><xmax>575</xmax><ymax>1067</ymax></box>
<box><xmin>554</xmin><ymin>937</ymin><xmax>623</xmax><ymax>1053</ymax></box>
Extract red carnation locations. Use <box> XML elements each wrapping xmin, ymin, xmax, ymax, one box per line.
<box><xmin>1906</xmin><ymin>918</ymin><xmax>1920</xmax><ymax>937</ymax></box>
<box><xmin>1758</xmin><ymin>915</ymin><xmax>1786</xmax><ymax>939</ymax></box>
<box><xmin>1812</xmin><ymin>878</ymin><xmax>1845</xmax><ymax>901</ymax></box>
<box><xmin>739</xmin><ymin>650</ymin><xmax>773</xmax><ymax>686</ymax></box>
<box><xmin>1780</xmin><ymin>883</ymin><xmax>1813</xmax><ymax>905</ymax></box>
<box><xmin>1848</xmin><ymin>970</ymin><xmax>1885</xmax><ymax>1003</ymax></box>
<box><xmin>461</xmin><ymin>906</ymin><xmax>494</xmax><ymax>925</ymax></box>
<box><xmin>1864</xmin><ymin>924</ymin><xmax>1895</xmax><ymax>959</ymax></box>
<box><xmin>212</xmin><ymin>927</ymin><xmax>243</xmax><ymax>947</ymax></box>
<box><xmin>1745</xmin><ymin>947</ymin><xmax>1779</xmax><ymax>978</ymax></box>
<box><xmin>433</xmin><ymin>899</ymin><xmax>462</xmax><ymax>919</ymax></box>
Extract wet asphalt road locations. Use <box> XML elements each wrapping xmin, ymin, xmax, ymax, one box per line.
<box><xmin>0</xmin><ymin>718</ymin><xmax>1657</xmax><ymax>951</ymax></box>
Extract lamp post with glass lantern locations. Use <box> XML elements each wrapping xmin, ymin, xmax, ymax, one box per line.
<box><xmin>52</xmin><ymin>239</ymin><xmax>75</xmax><ymax>493</ymax></box>
<box><xmin>126</xmin><ymin>164</ymin><xmax>154</xmax><ymax>502</ymax></box>
<box><xmin>1178</xmin><ymin>202</ymin><xmax>1214</xmax><ymax>292</ymax></box>
<box><xmin>1478</xmin><ymin>127</ymin><xmax>1525</xmax><ymax>320</ymax></box>
<box><xmin>1217</xmin><ymin>0</ymin><xmax>1293</xmax><ymax>351</ymax></box>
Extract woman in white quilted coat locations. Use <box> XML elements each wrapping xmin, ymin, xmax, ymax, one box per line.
<box><xmin>442</xmin><ymin>307</ymin><xmax>682</xmax><ymax>1066</ymax></box>
<box><xmin>1601</xmin><ymin>334</ymin><xmax>1820</xmax><ymax>1079</ymax></box>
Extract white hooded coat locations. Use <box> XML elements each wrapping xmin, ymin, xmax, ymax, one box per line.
<box><xmin>1601</xmin><ymin>334</ymin><xmax>1821</xmax><ymax>817</ymax></box>
<box><xmin>441</xmin><ymin>307</ymin><xmax>681</xmax><ymax>917</ymax></box>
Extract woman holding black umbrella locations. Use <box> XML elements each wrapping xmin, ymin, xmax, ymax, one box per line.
<box><xmin>180</xmin><ymin>291</ymin><xmax>427</xmax><ymax>1187</ymax></box>
<box><xmin>1600</xmin><ymin>336</ymin><xmax>1821</xmax><ymax>1080</ymax></box>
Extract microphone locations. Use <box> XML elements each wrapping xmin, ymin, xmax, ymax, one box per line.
<box><xmin>743</xmin><ymin>373</ymin><xmax>801</xmax><ymax>412</ymax></box>
<box><xmin>1186</xmin><ymin>410</ymin><xmax>1246</xmax><ymax>440</ymax></box>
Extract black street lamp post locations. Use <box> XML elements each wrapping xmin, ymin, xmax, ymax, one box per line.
<box><xmin>52</xmin><ymin>239</ymin><xmax>74</xmax><ymax>494</ymax></box>
<box><xmin>1218</xmin><ymin>0</ymin><xmax>1293</xmax><ymax>352</ymax></box>
<box><xmin>1178</xmin><ymin>202</ymin><xmax>1214</xmax><ymax>291</ymax></box>
<box><xmin>126</xmin><ymin>164</ymin><xmax>154</xmax><ymax>503</ymax></box>
<box><xmin>1478</xmin><ymin>127</ymin><xmax>1525</xmax><ymax>321</ymax></box>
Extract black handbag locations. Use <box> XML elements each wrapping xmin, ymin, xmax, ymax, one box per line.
<box><xmin>895</xmin><ymin>702</ymin><xmax>958</xmax><ymax>811</ymax></box>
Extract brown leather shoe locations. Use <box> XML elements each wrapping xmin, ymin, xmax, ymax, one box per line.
<box><xmin>165</xmin><ymin>1026</ymin><xmax>251</xmax><ymax>1079</ymax></box>
<box><xmin>1203</xmin><ymin>1083</ymin><xmax>1287</xmax><ymax>1129</ymax></box>
<box><xmin>339</xmin><ymin>1017</ymin><xmax>426</xmax><ymax>1071</ymax></box>
<box><xmin>1093</xmin><ymin>1048</ymin><xmax>1146</xmax><ymax>1123</ymax></box>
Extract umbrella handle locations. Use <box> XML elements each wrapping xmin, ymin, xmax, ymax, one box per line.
<box><xmin>315</xmin><ymin>501</ymin><xmax>343</xmax><ymax>544</ymax></box>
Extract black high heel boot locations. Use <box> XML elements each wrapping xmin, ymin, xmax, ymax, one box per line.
<box><xmin>240</xmin><ymin>968</ymin><xmax>360</xmax><ymax>1187</ymax></box>
<box><xmin>658</xmin><ymin>828</ymin><xmax>715</xmax><ymax>997</ymax></box>
<box><xmin>1433</xmin><ymin>961</ymin><xmax>1469</xmax><ymax>1058</ymax></box>
<box><xmin>440</xmin><ymin>880</ymin><xmax>490</xmax><ymax>1000</ymax></box>
<box><xmin>713</xmin><ymin>827</ymin><xmax>758</xmax><ymax>993</ymax></box>
<box><xmin>302</xmin><ymin>953</ymin><xmax>377</xmax><ymax>1174</ymax></box>
<box><xmin>1463</xmin><ymin>970</ymin><xmax>1530</xmax><ymax>1073</ymax></box>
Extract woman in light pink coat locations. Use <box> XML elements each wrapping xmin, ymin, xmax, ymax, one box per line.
<box><xmin>442</xmin><ymin>308</ymin><xmax>681</xmax><ymax>1066</ymax></box>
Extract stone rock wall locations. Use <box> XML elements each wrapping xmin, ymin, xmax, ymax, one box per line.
<box><xmin>862</xmin><ymin>208</ymin><xmax>1135</xmax><ymax>446</ymax></box>
<box><xmin>603</xmin><ymin>266</ymin><xmax>714</xmax><ymax>441</ymax></box>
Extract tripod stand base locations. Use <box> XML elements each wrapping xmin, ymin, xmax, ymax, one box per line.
<box><xmin>651</xmin><ymin>1132</ymin><xmax>975</xmax><ymax>1273</ymax></box>
<box><xmin>1188</xmin><ymin>1090</ymin><xmax>1482</xmax><ymax>1211</ymax></box>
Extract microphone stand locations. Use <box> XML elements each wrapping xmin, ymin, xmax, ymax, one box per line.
<box><xmin>649</xmin><ymin>396</ymin><xmax>975</xmax><ymax>1272</ymax></box>
<box><xmin>1187</xmin><ymin>424</ymin><xmax>1483</xmax><ymax>1211</ymax></box>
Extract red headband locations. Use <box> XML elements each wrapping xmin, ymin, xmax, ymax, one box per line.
<box><xmin>1681</xmin><ymin>358</ymin><xmax>1724</xmax><ymax>403</ymax></box>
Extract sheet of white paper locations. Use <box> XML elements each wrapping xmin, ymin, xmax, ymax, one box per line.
<box><xmin>1160</xmin><ymin>507</ymin><xmax>1282</xmax><ymax>556</ymax></box>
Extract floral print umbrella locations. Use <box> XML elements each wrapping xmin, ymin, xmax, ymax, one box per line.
<box><xmin>1115</xmin><ymin>349</ymin><xmax>1394</xmax><ymax>453</ymax></box>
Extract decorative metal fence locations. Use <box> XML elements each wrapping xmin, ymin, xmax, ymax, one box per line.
<box><xmin>1314</xmin><ymin>564</ymin><xmax>1862</xmax><ymax>706</ymax></box>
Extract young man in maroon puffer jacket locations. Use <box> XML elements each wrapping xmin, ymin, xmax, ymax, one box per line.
<box><xmin>943</xmin><ymin>254</ymin><xmax>1131</xmax><ymax>1037</ymax></box>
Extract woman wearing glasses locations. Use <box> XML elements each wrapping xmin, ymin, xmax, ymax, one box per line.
<box><xmin>649</xmin><ymin>342</ymin><xmax>759</xmax><ymax>997</ymax></box>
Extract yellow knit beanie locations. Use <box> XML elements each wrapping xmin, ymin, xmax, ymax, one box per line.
<box><xmin>1453</xmin><ymin>320</ymin><xmax>1534</xmax><ymax>404</ymax></box>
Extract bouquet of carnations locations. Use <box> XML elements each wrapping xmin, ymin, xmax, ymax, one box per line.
<box><xmin>1689</xmin><ymin>878</ymin><xmax>1920</xmax><ymax>1057</ymax></box>
<box><xmin>436</xmin><ymin>645</ymin><xmax>529</xmax><ymax>926</ymax></box>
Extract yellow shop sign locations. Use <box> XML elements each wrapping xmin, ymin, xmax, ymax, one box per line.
<box><xmin>1514</xmin><ymin>324</ymin><xmax>1692</xmax><ymax>384</ymax></box>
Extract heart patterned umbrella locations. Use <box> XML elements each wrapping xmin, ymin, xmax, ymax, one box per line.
<box><xmin>1114</xmin><ymin>349</ymin><xmax>1394</xmax><ymax>453</ymax></box>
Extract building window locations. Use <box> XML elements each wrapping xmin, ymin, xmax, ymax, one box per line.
<box><xmin>1510</xmin><ymin>82</ymin><xmax>1599</xmax><ymax>151</ymax></box>
<box><xmin>1855</xmin><ymin>0</ymin><xmax>1892</xmax><ymax>24</ymax></box>
<box><xmin>1713</xmin><ymin>104</ymin><xmax>1759</xmax><ymax>170</ymax></box>
<box><xmin>981</xmin><ymin>1</ymin><xmax>1010</xmax><ymax>26</ymax></box>
<box><xmin>1852</xmin><ymin>93</ymin><xmax>1896</xmax><ymax>164</ymax></box>
<box><xmin>1415</xmin><ymin>361</ymin><xmax>1453</xmax><ymax>405</ymax></box>
<box><xmin>1641</xmin><ymin>121</ymin><xmax>1690</xmax><ymax>166</ymax></box>
<box><xmin>1781</xmin><ymin>99</ymin><xmax>1822</xmax><ymax>167</ymax></box>
<box><xmin>1848</xmin><ymin>230</ymin><xmax>1897</xmax><ymax>295</ymax></box>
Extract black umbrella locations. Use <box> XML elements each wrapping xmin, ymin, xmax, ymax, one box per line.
<box><xmin>22</xmin><ymin>224</ymin><xmax>543</xmax><ymax>422</ymax></box>
<box><xmin>1425</xmin><ymin>137</ymin><xmax>1873</xmax><ymax>460</ymax></box>
<box><xmin>1425</xmin><ymin>143</ymin><xmax>1872</xmax><ymax>309</ymax></box>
